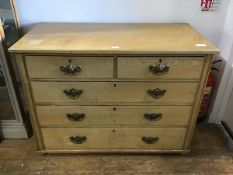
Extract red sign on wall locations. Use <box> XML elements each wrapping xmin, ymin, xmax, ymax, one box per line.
<box><xmin>201</xmin><ymin>0</ymin><xmax>213</xmax><ymax>11</ymax></box>
<box><xmin>201</xmin><ymin>0</ymin><xmax>221</xmax><ymax>11</ymax></box>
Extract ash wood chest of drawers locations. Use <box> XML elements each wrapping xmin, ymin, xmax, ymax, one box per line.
<box><xmin>9</xmin><ymin>23</ymin><xmax>219</xmax><ymax>153</ymax></box>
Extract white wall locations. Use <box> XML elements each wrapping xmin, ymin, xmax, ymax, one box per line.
<box><xmin>209</xmin><ymin>0</ymin><xmax>233</xmax><ymax>124</ymax></box>
<box><xmin>223</xmin><ymin>81</ymin><xmax>233</xmax><ymax>131</ymax></box>
<box><xmin>16</xmin><ymin>0</ymin><xmax>230</xmax><ymax>46</ymax></box>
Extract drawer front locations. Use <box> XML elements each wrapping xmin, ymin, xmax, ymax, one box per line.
<box><xmin>31</xmin><ymin>82</ymin><xmax>197</xmax><ymax>103</ymax></box>
<box><xmin>117</xmin><ymin>57</ymin><xmax>205</xmax><ymax>79</ymax></box>
<box><xmin>42</xmin><ymin>128</ymin><xmax>186</xmax><ymax>150</ymax></box>
<box><xmin>37</xmin><ymin>106</ymin><xmax>192</xmax><ymax>126</ymax></box>
<box><xmin>25</xmin><ymin>56</ymin><xmax>114</xmax><ymax>79</ymax></box>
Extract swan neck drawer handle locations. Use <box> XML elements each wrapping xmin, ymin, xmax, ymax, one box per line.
<box><xmin>63</xmin><ymin>88</ymin><xmax>83</xmax><ymax>99</ymax></box>
<box><xmin>60</xmin><ymin>64</ymin><xmax>81</xmax><ymax>75</ymax></box>
<box><xmin>148</xmin><ymin>88</ymin><xmax>166</xmax><ymax>99</ymax></box>
<box><xmin>149</xmin><ymin>63</ymin><xmax>169</xmax><ymax>75</ymax></box>
<box><xmin>144</xmin><ymin>113</ymin><xmax>162</xmax><ymax>121</ymax></box>
<box><xmin>142</xmin><ymin>136</ymin><xmax>159</xmax><ymax>144</ymax></box>
<box><xmin>67</xmin><ymin>113</ymin><xmax>85</xmax><ymax>122</ymax></box>
<box><xmin>70</xmin><ymin>136</ymin><xmax>87</xmax><ymax>144</ymax></box>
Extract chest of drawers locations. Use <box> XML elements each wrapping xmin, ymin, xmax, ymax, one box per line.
<box><xmin>9</xmin><ymin>23</ymin><xmax>219</xmax><ymax>153</ymax></box>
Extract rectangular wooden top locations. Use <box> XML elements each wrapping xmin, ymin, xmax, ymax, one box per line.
<box><xmin>9</xmin><ymin>23</ymin><xmax>219</xmax><ymax>54</ymax></box>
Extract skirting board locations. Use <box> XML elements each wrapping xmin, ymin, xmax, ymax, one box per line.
<box><xmin>0</xmin><ymin>120</ymin><xmax>31</xmax><ymax>138</ymax></box>
<box><xmin>222</xmin><ymin>121</ymin><xmax>233</xmax><ymax>140</ymax></box>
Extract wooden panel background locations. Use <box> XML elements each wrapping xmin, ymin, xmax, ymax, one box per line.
<box><xmin>31</xmin><ymin>81</ymin><xmax>198</xmax><ymax>104</ymax></box>
<box><xmin>117</xmin><ymin>56</ymin><xmax>204</xmax><ymax>79</ymax></box>
<box><xmin>42</xmin><ymin>127</ymin><xmax>187</xmax><ymax>150</ymax></box>
<box><xmin>25</xmin><ymin>56</ymin><xmax>114</xmax><ymax>79</ymax></box>
<box><xmin>36</xmin><ymin>105</ymin><xmax>192</xmax><ymax>126</ymax></box>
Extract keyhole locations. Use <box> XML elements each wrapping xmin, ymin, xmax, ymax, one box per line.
<box><xmin>159</xmin><ymin>59</ymin><xmax>162</xmax><ymax>63</ymax></box>
<box><xmin>112</xmin><ymin>129</ymin><xmax>116</xmax><ymax>133</ymax></box>
<box><xmin>114</xmin><ymin>84</ymin><xmax>116</xmax><ymax>87</ymax></box>
<box><xmin>69</xmin><ymin>59</ymin><xmax>72</xmax><ymax>63</ymax></box>
<box><xmin>113</xmin><ymin>107</ymin><xmax>116</xmax><ymax>111</ymax></box>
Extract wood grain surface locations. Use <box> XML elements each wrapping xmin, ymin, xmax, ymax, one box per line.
<box><xmin>117</xmin><ymin>56</ymin><xmax>205</xmax><ymax>79</ymax></box>
<box><xmin>9</xmin><ymin>23</ymin><xmax>219</xmax><ymax>54</ymax></box>
<box><xmin>41</xmin><ymin>127</ymin><xmax>186</xmax><ymax>150</ymax></box>
<box><xmin>25</xmin><ymin>55</ymin><xmax>114</xmax><ymax>79</ymax></box>
<box><xmin>31</xmin><ymin>81</ymin><xmax>198</xmax><ymax>103</ymax></box>
<box><xmin>11</xmin><ymin>23</ymin><xmax>218</xmax><ymax>153</ymax></box>
<box><xmin>36</xmin><ymin>105</ymin><xmax>192</xmax><ymax>127</ymax></box>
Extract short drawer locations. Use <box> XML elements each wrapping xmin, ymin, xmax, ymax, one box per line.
<box><xmin>117</xmin><ymin>57</ymin><xmax>205</xmax><ymax>79</ymax></box>
<box><xmin>42</xmin><ymin>128</ymin><xmax>186</xmax><ymax>150</ymax></box>
<box><xmin>36</xmin><ymin>106</ymin><xmax>192</xmax><ymax>126</ymax></box>
<box><xmin>25</xmin><ymin>56</ymin><xmax>114</xmax><ymax>79</ymax></box>
<box><xmin>31</xmin><ymin>82</ymin><xmax>198</xmax><ymax>103</ymax></box>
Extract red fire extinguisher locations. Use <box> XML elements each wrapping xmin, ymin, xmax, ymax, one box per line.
<box><xmin>197</xmin><ymin>60</ymin><xmax>222</xmax><ymax>123</ymax></box>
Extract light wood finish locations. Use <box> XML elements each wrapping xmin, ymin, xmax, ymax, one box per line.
<box><xmin>31</xmin><ymin>81</ymin><xmax>198</xmax><ymax>103</ymax></box>
<box><xmin>184</xmin><ymin>55</ymin><xmax>213</xmax><ymax>149</ymax></box>
<box><xmin>37</xmin><ymin>105</ymin><xmax>192</xmax><ymax>126</ymax></box>
<box><xmin>35</xmin><ymin>102</ymin><xmax>194</xmax><ymax>106</ymax></box>
<box><xmin>42</xmin><ymin>127</ymin><xmax>186</xmax><ymax>150</ymax></box>
<box><xmin>25</xmin><ymin>56</ymin><xmax>114</xmax><ymax>79</ymax></box>
<box><xmin>8</xmin><ymin>23</ymin><xmax>219</xmax><ymax>54</ymax></box>
<box><xmin>9</xmin><ymin>23</ymin><xmax>219</xmax><ymax>153</ymax></box>
<box><xmin>117</xmin><ymin>56</ymin><xmax>204</xmax><ymax>79</ymax></box>
<box><xmin>15</xmin><ymin>55</ymin><xmax>44</xmax><ymax>149</ymax></box>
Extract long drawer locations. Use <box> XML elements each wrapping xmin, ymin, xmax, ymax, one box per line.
<box><xmin>42</xmin><ymin>128</ymin><xmax>186</xmax><ymax>150</ymax></box>
<box><xmin>25</xmin><ymin>56</ymin><xmax>114</xmax><ymax>79</ymax></box>
<box><xmin>31</xmin><ymin>82</ymin><xmax>198</xmax><ymax>103</ymax></box>
<box><xmin>36</xmin><ymin>105</ymin><xmax>192</xmax><ymax>126</ymax></box>
<box><xmin>117</xmin><ymin>57</ymin><xmax>205</xmax><ymax>79</ymax></box>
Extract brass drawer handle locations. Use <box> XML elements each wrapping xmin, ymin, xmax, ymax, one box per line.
<box><xmin>70</xmin><ymin>136</ymin><xmax>87</xmax><ymax>144</ymax></box>
<box><xmin>144</xmin><ymin>113</ymin><xmax>162</xmax><ymax>121</ymax></box>
<box><xmin>149</xmin><ymin>63</ymin><xmax>169</xmax><ymax>75</ymax></box>
<box><xmin>148</xmin><ymin>88</ymin><xmax>166</xmax><ymax>99</ymax></box>
<box><xmin>63</xmin><ymin>88</ymin><xmax>83</xmax><ymax>99</ymax></box>
<box><xmin>67</xmin><ymin>113</ymin><xmax>85</xmax><ymax>122</ymax></box>
<box><xmin>142</xmin><ymin>136</ymin><xmax>159</xmax><ymax>144</ymax></box>
<box><xmin>60</xmin><ymin>64</ymin><xmax>81</xmax><ymax>76</ymax></box>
